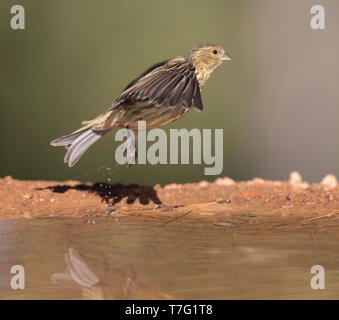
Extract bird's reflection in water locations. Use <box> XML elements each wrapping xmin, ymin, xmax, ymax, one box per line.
<box><xmin>51</xmin><ymin>248</ymin><xmax>173</xmax><ymax>300</ymax></box>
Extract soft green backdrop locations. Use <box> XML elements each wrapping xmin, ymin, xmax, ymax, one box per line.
<box><xmin>1</xmin><ymin>0</ymin><xmax>338</xmax><ymax>185</ymax></box>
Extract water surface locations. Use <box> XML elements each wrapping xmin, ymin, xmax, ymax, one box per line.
<box><xmin>0</xmin><ymin>216</ymin><xmax>338</xmax><ymax>299</ymax></box>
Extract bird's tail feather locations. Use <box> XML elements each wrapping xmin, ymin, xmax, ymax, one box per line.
<box><xmin>50</xmin><ymin>127</ymin><xmax>105</xmax><ymax>167</ymax></box>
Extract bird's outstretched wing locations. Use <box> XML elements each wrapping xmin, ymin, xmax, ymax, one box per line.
<box><xmin>111</xmin><ymin>59</ymin><xmax>203</xmax><ymax>111</ymax></box>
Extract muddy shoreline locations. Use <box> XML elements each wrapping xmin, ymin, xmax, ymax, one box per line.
<box><xmin>1</xmin><ymin>172</ymin><xmax>339</xmax><ymax>233</ymax></box>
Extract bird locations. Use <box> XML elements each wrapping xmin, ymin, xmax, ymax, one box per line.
<box><xmin>50</xmin><ymin>44</ymin><xmax>231</xmax><ymax>167</ymax></box>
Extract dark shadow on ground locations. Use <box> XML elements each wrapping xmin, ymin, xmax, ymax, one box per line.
<box><xmin>36</xmin><ymin>183</ymin><xmax>162</xmax><ymax>206</ymax></box>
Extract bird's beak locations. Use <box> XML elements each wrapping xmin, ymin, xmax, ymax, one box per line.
<box><xmin>221</xmin><ymin>53</ymin><xmax>232</xmax><ymax>62</ymax></box>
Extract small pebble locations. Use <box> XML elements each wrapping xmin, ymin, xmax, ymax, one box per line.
<box><xmin>289</xmin><ymin>171</ymin><xmax>302</xmax><ymax>185</ymax></box>
<box><xmin>247</xmin><ymin>178</ymin><xmax>265</xmax><ymax>185</ymax></box>
<box><xmin>164</xmin><ymin>183</ymin><xmax>180</xmax><ymax>190</ymax></box>
<box><xmin>217</xmin><ymin>199</ymin><xmax>231</xmax><ymax>204</ymax></box>
<box><xmin>198</xmin><ymin>180</ymin><xmax>209</xmax><ymax>188</ymax></box>
<box><xmin>215</xmin><ymin>177</ymin><xmax>235</xmax><ymax>186</ymax></box>
<box><xmin>321</xmin><ymin>174</ymin><xmax>337</xmax><ymax>191</ymax></box>
<box><xmin>289</xmin><ymin>171</ymin><xmax>309</xmax><ymax>189</ymax></box>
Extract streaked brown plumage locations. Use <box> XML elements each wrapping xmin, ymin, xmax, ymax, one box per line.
<box><xmin>51</xmin><ymin>44</ymin><xmax>231</xmax><ymax>167</ymax></box>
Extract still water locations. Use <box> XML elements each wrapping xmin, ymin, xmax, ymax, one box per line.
<box><xmin>0</xmin><ymin>216</ymin><xmax>339</xmax><ymax>299</ymax></box>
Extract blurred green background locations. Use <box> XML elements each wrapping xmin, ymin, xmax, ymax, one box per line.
<box><xmin>0</xmin><ymin>0</ymin><xmax>338</xmax><ymax>185</ymax></box>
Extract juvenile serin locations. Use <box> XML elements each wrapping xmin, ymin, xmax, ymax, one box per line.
<box><xmin>50</xmin><ymin>44</ymin><xmax>231</xmax><ymax>167</ymax></box>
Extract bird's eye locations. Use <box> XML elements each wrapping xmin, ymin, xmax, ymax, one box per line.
<box><xmin>212</xmin><ymin>50</ymin><xmax>218</xmax><ymax>54</ymax></box>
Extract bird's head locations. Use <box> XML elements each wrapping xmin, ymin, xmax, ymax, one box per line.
<box><xmin>187</xmin><ymin>44</ymin><xmax>231</xmax><ymax>72</ymax></box>
<box><xmin>186</xmin><ymin>44</ymin><xmax>231</xmax><ymax>88</ymax></box>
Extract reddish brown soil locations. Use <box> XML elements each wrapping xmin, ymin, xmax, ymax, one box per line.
<box><xmin>1</xmin><ymin>173</ymin><xmax>339</xmax><ymax>233</ymax></box>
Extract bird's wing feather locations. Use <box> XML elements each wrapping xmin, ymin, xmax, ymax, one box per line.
<box><xmin>123</xmin><ymin>60</ymin><xmax>168</xmax><ymax>91</ymax></box>
<box><xmin>111</xmin><ymin>59</ymin><xmax>203</xmax><ymax>111</ymax></box>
